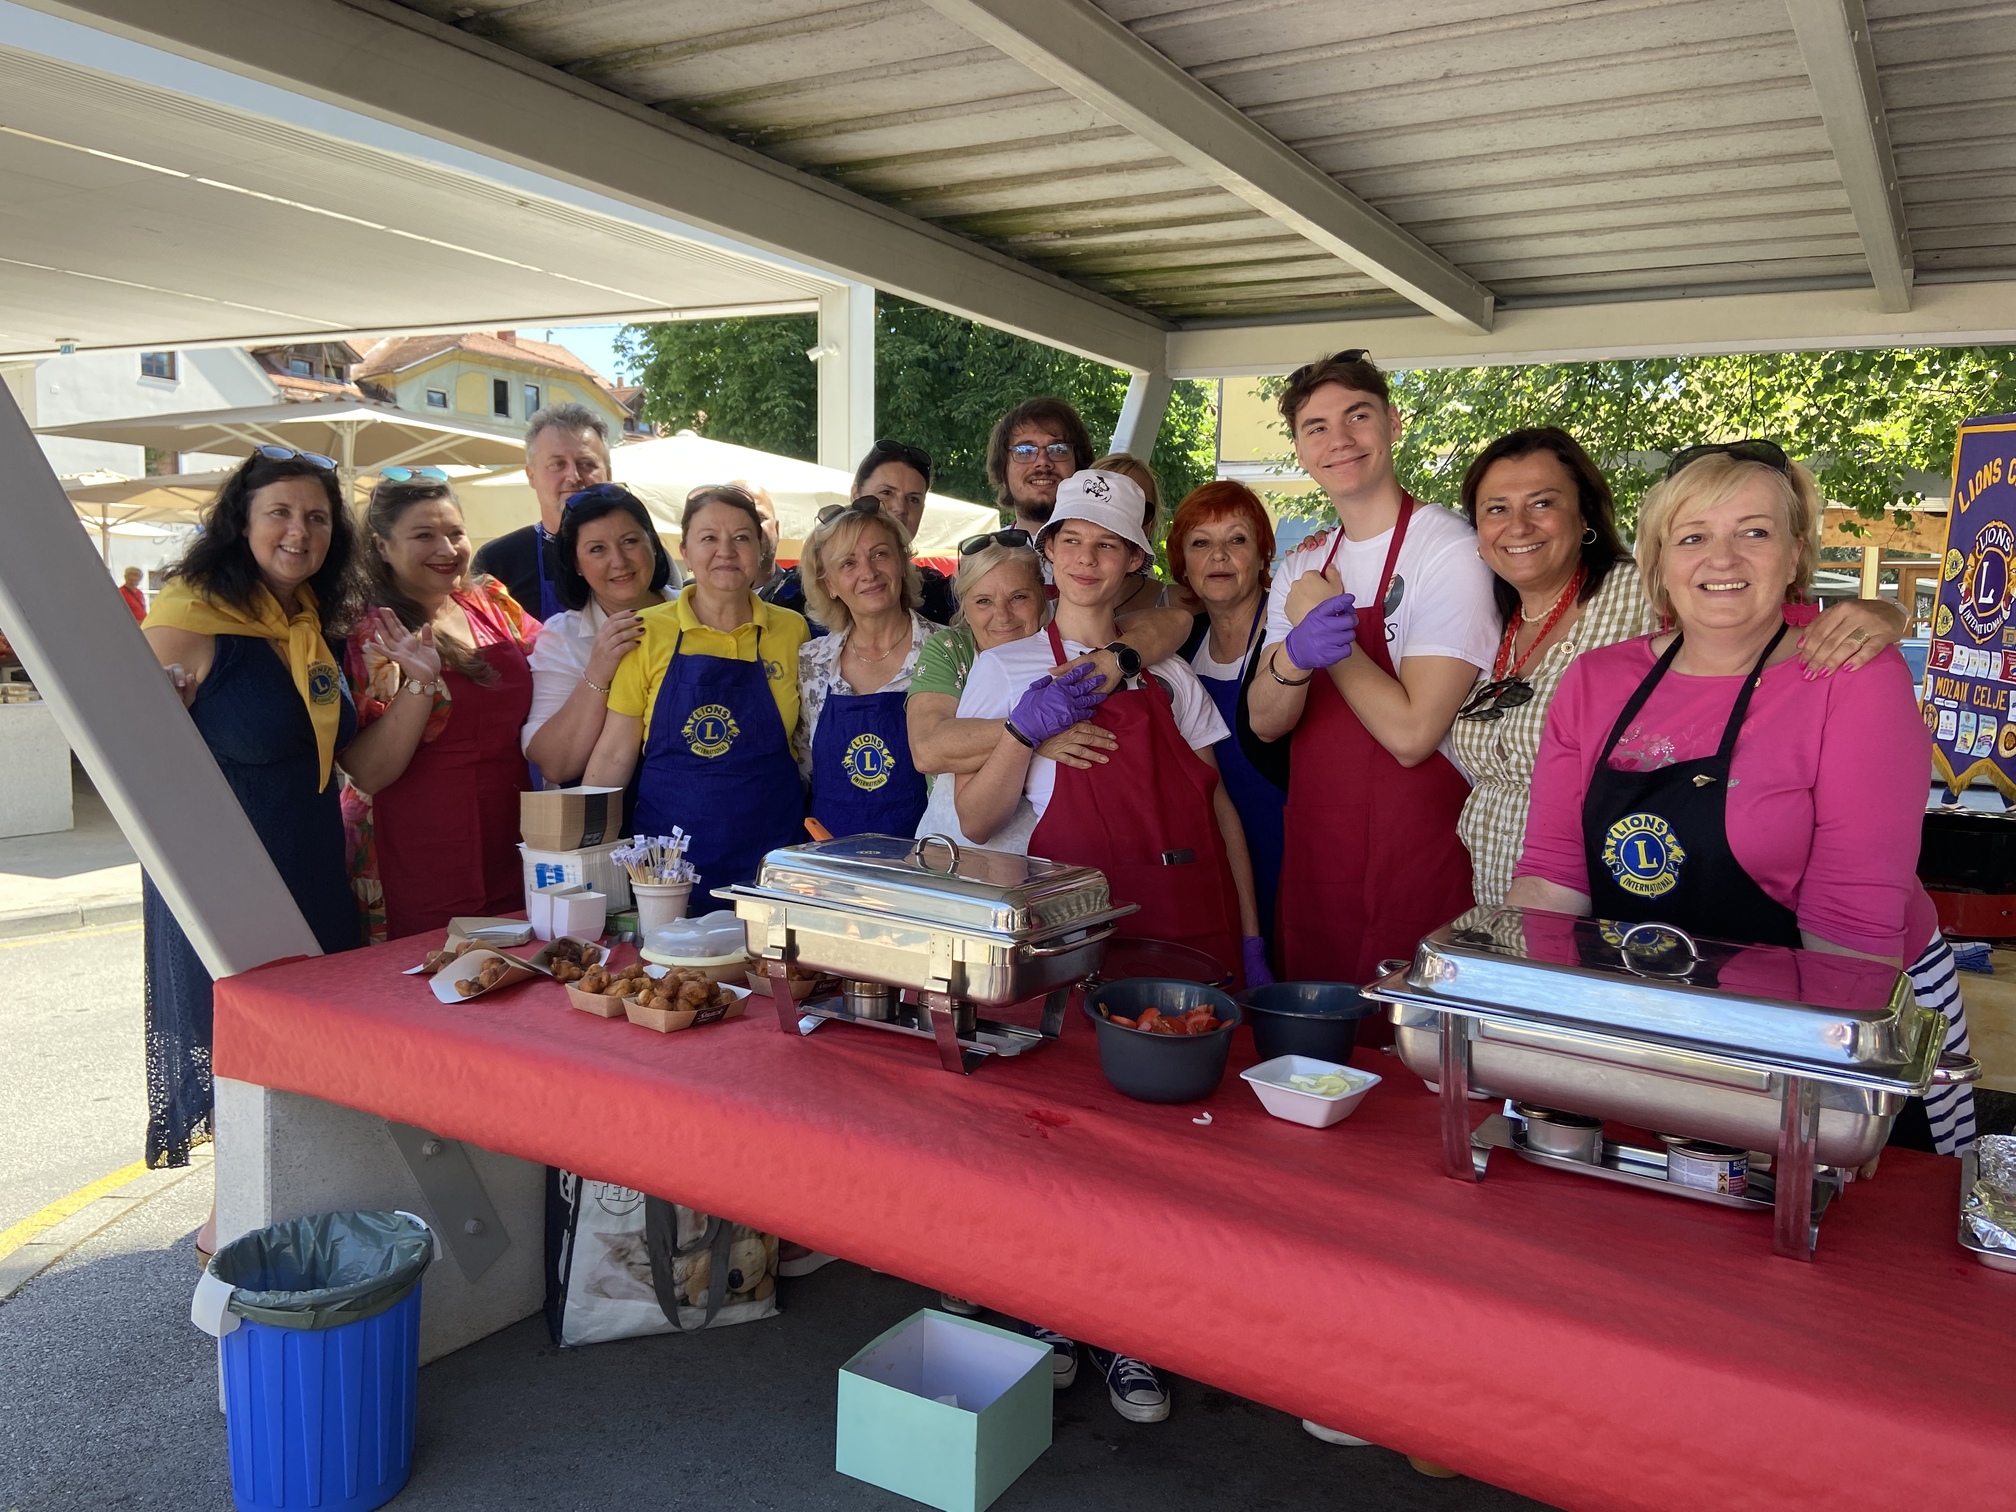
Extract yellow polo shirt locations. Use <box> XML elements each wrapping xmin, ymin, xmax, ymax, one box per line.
<box><xmin>607</xmin><ymin>587</ymin><xmax>807</xmax><ymax>746</ymax></box>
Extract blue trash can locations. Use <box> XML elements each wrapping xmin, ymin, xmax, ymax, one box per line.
<box><xmin>194</xmin><ymin>1211</ymin><xmax>436</xmax><ymax>1512</ymax></box>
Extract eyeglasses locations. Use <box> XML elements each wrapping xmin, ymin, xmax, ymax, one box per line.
<box><xmin>867</xmin><ymin>438</ymin><xmax>933</xmax><ymax>480</ymax></box>
<box><xmin>1456</xmin><ymin>677</ymin><xmax>1536</xmax><ymax>723</ymax></box>
<box><xmin>816</xmin><ymin>495</ymin><xmax>884</xmax><ymax>526</ymax></box>
<box><xmin>1008</xmin><ymin>441</ymin><xmax>1076</xmax><ymax>464</ymax></box>
<box><xmin>379</xmin><ymin>466</ymin><xmax>448</xmax><ymax>483</ymax></box>
<box><xmin>1285</xmin><ymin>349</ymin><xmax>1370</xmax><ymax>387</ymax></box>
<box><xmin>959</xmin><ymin>528</ymin><xmax>1033</xmax><ymax>555</ymax></box>
<box><xmin>253</xmin><ymin>444</ymin><xmax>336</xmax><ymax>471</ymax></box>
<box><xmin>565</xmin><ymin>482</ymin><xmax>631</xmax><ymax>509</ymax></box>
<box><xmin>1664</xmin><ymin>439</ymin><xmax>1791</xmax><ymax>479</ymax></box>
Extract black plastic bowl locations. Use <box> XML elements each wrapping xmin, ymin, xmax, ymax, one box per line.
<box><xmin>1084</xmin><ymin>978</ymin><xmax>1242</xmax><ymax>1103</ymax></box>
<box><xmin>1236</xmin><ymin>981</ymin><xmax>1376</xmax><ymax>1064</ymax></box>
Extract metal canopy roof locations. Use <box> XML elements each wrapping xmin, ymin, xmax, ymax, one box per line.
<box><xmin>17</xmin><ymin>0</ymin><xmax>2016</xmax><ymax>371</ymax></box>
<box><xmin>0</xmin><ymin>8</ymin><xmax>834</xmax><ymax>360</ymax></box>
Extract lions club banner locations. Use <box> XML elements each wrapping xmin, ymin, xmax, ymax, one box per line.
<box><xmin>1928</xmin><ymin>411</ymin><xmax>2016</xmax><ymax>799</ymax></box>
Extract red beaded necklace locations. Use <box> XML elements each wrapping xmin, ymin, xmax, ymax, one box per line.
<box><xmin>1492</xmin><ymin>564</ymin><xmax>1586</xmax><ymax>682</ymax></box>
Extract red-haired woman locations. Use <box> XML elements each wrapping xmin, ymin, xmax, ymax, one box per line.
<box><xmin>1168</xmin><ymin>481</ymin><xmax>1287</xmax><ymax>960</ymax></box>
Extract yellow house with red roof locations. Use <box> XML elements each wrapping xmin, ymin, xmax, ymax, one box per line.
<box><xmin>353</xmin><ymin>330</ymin><xmax>632</xmax><ymax>438</ymax></box>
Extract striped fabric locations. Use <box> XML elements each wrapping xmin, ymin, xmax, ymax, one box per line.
<box><xmin>1908</xmin><ymin>933</ymin><xmax>1976</xmax><ymax>1156</ymax></box>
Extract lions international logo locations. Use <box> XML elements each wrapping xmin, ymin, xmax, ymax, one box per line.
<box><xmin>1601</xmin><ymin>813</ymin><xmax>1687</xmax><ymax>899</ymax></box>
<box><xmin>307</xmin><ymin>661</ymin><xmax>340</xmax><ymax>705</ymax></box>
<box><xmin>2001</xmin><ymin>721</ymin><xmax>2016</xmax><ymax>759</ymax></box>
<box><xmin>844</xmin><ymin>733</ymin><xmax>894</xmax><ymax>791</ymax></box>
<box><xmin>1960</xmin><ymin>520</ymin><xmax>2016</xmax><ymax>642</ymax></box>
<box><xmin>682</xmin><ymin>703</ymin><xmax>739</xmax><ymax>759</ymax></box>
<box><xmin>1935</xmin><ymin>603</ymin><xmax>1955</xmax><ymax>638</ymax></box>
<box><xmin>1945</xmin><ymin>548</ymin><xmax>1965</xmax><ymax>582</ymax></box>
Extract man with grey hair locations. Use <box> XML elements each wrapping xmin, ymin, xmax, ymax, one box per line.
<box><xmin>474</xmin><ymin>402</ymin><xmax>679</xmax><ymax>616</ymax></box>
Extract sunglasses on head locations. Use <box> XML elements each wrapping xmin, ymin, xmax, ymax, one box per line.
<box><xmin>1285</xmin><ymin>349</ymin><xmax>1370</xmax><ymax>387</ymax></box>
<box><xmin>379</xmin><ymin>466</ymin><xmax>448</xmax><ymax>483</ymax></box>
<box><xmin>1456</xmin><ymin>677</ymin><xmax>1536</xmax><ymax>723</ymax></box>
<box><xmin>867</xmin><ymin>438</ymin><xmax>933</xmax><ymax>479</ymax></box>
<box><xmin>1664</xmin><ymin>439</ymin><xmax>1791</xmax><ymax>480</ymax></box>
<box><xmin>959</xmin><ymin>528</ymin><xmax>1033</xmax><ymax>556</ymax></box>
<box><xmin>565</xmin><ymin>482</ymin><xmax>632</xmax><ymax>509</ymax></box>
<box><xmin>1009</xmin><ymin>441</ymin><xmax>1076</xmax><ymax>464</ymax></box>
<box><xmin>816</xmin><ymin>495</ymin><xmax>884</xmax><ymax>526</ymax></box>
<box><xmin>254</xmin><ymin>444</ymin><xmax>336</xmax><ymax>472</ymax></box>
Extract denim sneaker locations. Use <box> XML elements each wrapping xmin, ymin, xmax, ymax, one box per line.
<box><xmin>1085</xmin><ymin>1347</ymin><xmax>1169</xmax><ymax>1423</ymax></box>
<box><xmin>1022</xmin><ymin>1324</ymin><xmax>1078</xmax><ymax>1389</ymax></box>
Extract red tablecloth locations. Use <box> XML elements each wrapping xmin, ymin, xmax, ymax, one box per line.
<box><xmin>215</xmin><ymin>941</ymin><xmax>2015</xmax><ymax>1512</ymax></box>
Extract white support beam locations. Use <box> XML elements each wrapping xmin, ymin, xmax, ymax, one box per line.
<box><xmin>0</xmin><ymin>384</ymin><xmax>319</xmax><ymax>978</ymax></box>
<box><xmin>1165</xmin><ymin>279</ymin><xmax>2016</xmax><ymax>377</ymax></box>
<box><xmin>814</xmin><ymin>282</ymin><xmax>876</xmax><ymax>476</ymax></box>
<box><xmin>1108</xmin><ymin>371</ymin><xmax>1174</xmax><ymax>460</ymax></box>
<box><xmin>18</xmin><ymin>0</ymin><xmax>1169</xmax><ymax>372</ymax></box>
<box><xmin>920</xmin><ymin>0</ymin><xmax>1495</xmax><ymax>335</ymax></box>
<box><xmin>1786</xmin><ymin>0</ymin><xmax>1914</xmax><ymax>314</ymax></box>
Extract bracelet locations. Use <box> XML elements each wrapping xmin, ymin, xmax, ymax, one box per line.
<box><xmin>584</xmin><ymin>677</ymin><xmax>610</xmax><ymax>697</ymax></box>
<box><xmin>399</xmin><ymin>676</ymin><xmax>442</xmax><ymax>699</ymax></box>
<box><xmin>1266</xmin><ymin>648</ymin><xmax>1314</xmax><ymax>687</ymax></box>
<box><xmin>1004</xmin><ymin>719</ymin><xmax>1036</xmax><ymax>749</ymax></box>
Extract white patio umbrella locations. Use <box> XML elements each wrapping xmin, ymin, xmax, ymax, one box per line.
<box><xmin>453</xmin><ymin>430</ymin><xmax>999</xmax><ymax>560</ymax></box>
<box><xmin>38</xmin><ymin>400</ymin><xmax>527</xmax><ymax>499</ymax></box>
<box><xmin>64</xmin><ymin>471</ymin><xmax>230</xmax><ymax>560</ymax></box>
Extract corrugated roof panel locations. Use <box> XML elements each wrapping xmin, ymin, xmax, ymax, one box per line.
<box><xmin>380</xmin><ymin>0</ymin><xmax>2016</xmax><ymax>325</ymax></box>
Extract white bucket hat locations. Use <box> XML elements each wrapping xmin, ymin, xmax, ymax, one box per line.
<box><xmin>1035</xmin><ymin>469</ymin><xmax>1154</xmax><ymax>560</ymax></box>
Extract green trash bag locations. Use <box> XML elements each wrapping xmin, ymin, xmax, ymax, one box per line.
<box><xmin>208</xmin><ymin>1210</ymin><xmax>435</xmax><ymax>1332</ymax></box>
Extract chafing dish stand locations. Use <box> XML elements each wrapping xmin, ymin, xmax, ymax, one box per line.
<box><xmin>720</xmin><ymin>834</ymin><xmax>1134</xmax><ymax>1075</ymax></box>
<box><xmin>1367</xmin><ymin>907</ymin><xmax>1981</xmax><ymax>1261</ymax></box>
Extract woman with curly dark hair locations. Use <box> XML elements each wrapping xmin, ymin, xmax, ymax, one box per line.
<box><xmin>139</xmin><ymin>446</ymin><xmax>430</xmax><ymax>1173</ymax></box>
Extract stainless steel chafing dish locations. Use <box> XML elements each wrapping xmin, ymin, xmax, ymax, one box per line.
<box><xmin>717</xmin><ymin>834</ymin><xmax>1134</xmax><ymax>1073</ymax></box>
<box><xmin>1365</xmin><ymin>905</ymin><xmax>1981</xmax><ymax>1259</ymax></box>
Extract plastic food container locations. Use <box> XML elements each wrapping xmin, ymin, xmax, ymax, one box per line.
<box><xmin>1240</xmin><ymin>1055</ymin><xmax>1381</xmax><ymax>1127</ymax></box>
<box><xmin>1083</xmin><ymin>979</ymin><xmax>1241</xmax><ymax>1103</ymax></box>
<box><xmin>640</xmin><ymin>909</ymin><xmax>751</xmax><ymax>979</ymax></box>
<box><xmin>1236</xmin><ymin>981</ymin><xmax>1377</xmax><ymax>1064</ymax></box>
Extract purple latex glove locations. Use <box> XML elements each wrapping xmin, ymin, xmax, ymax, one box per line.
<box><xmin>1241</xmin><ymin>935</ymin><xmax>1273</xmax><ymax>988</ymax></box>
<box><xmin>1009</xmin><ymin>662</ymin><xmax>1107</xmax><ymax>745</ymax></box>
<box><xmin>1284</xmin><ymin>591</ymin><xmax>1358</xmax><ymax>672</ymax></box>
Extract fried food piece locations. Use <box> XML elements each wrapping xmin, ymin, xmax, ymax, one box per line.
<box><xmin>423</xmin><ymin>950</ymin><xmax>455</xmax><ymax>974</ymax></box>
<box><xmin>453</xmin><ymin>938</ymin><xmax>483</xmax><ymax>958</ymax></box>
<box><xmin>455</xmin><ymin>978</ymin><xmax>482</xmax><ymax>998</ymax></box>
<box><xmin>551</xmin><ymin>961</ymin><xmax>586</xmax><ymax>984</ymax></box>
<box><xmin>675</xmin><ymin>979</ymin><xmax>708</xmax><ymax>1009</ymax></box>
<box><xmin>578</xmin><ymin>966</ymin><xmax>611</xmax><ymax>995</ymax></box>
<box><xmin>547</xmin><ymin>938</ymin><xmax>584</xmax><ymax>965</ymax></box>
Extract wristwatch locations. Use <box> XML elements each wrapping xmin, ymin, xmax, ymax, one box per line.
<box><xmin>399</xmin><ymin>676</ymin><xmax>444</xmax><ymax>699</ymax></box>
<box><xmin>1103</xmin><ymin>641</ymin><xmax>1143</xmax><ymax>680</ymax></box>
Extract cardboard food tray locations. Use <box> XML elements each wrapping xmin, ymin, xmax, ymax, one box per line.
<box><xmin>567</xmin><ymin>981</ymin><xmax>635</xmax><ymax>1018</ymax></box>
<box><xmin>624</xmin><ymin>981</ymin><xmax>752</xmax><ymax>1033</ymax></box>
<box><xmin>447</xmin><ymin>916</ymin><xmax>533</xmax><ymax>948</ymax></box>
<box><xmin>431</xmin><ymin>948</ymin><xmax>547</xmax><ymax>1004</ymax></box>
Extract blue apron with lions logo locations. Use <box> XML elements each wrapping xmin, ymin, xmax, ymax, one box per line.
<box><xmin>1579</xmin><ymin>624</ymin><xmax>1799</xmax><ymax>948</ymax></box>
<box><xmin>634</xmin><ymin>627</ymin><xmax>804</xmax><ymax>900</ymax></box>
<box><xmin>809</xmin><ymin>687</ymin><xmax>927</xmax><ymax>840</ymax></box>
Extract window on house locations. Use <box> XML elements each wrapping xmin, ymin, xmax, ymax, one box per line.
<box><xmin>523</xmin><ymin>383</ymin><xmax>541</xmax><ymax>417</ymax></box>
<box><xmin>425</xmin><ymin>388</ymin><xmax>449</xmax><ymax>409</ymax></box>
<box><xmin>492</xmin><ymin>378</ymin><xmax>511</xmax><ymax>417</ymax></box>
<box><xmin>289</xmin><ymin>358</ymin><xmax>313</xmax><ymax>377</ymax></box>
<box><xmin>139</xmin><ymin>352</ymin><xmax>176</xmax><ymax>380</ymax></box>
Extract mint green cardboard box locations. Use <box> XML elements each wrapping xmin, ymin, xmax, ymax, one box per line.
<box><xmin>836</xmin><ymin>1309</ymin><xmax>1052</xmax><ymax>1512</ymax></box>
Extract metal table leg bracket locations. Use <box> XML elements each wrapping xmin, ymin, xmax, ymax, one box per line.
<box><xmin>386</xmin><ymin>1123</ymin><xmax>511</xmax><ymax>1282</ymax></box>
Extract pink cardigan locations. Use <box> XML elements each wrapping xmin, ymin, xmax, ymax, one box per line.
<box><xmin>1516</xmin><ymin>635</ymin><xmax>1936</xmax><ymax>958</ymax></box>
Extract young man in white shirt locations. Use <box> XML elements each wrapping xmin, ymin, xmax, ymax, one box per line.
<box><xmin>1246</xmin><ymin>352</ymin><xmax>1494</xmax><ymax>986</ymax></box>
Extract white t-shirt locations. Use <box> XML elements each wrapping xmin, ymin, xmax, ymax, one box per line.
<box><xmin>1263</xmin><ymin>501</ymin><xmax>1497</xmax><ymax>673</ymax></box>
<box><xmin>1190</xmin><ymin>631</ymin><xmax>1246</xmax><ymax>682</ymax></box>
<box><xmin>521</xmin><ymin>602</ymin><xmax>604</xmax><ymax>755</ymax></box>
<box><xmin>956</xmin><ymin>631</ymin><xmax>1229</xmax><ymax>841</ymax></box>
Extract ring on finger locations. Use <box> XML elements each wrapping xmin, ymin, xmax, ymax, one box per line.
<box><xmin>1847</xmin><ymin>627</ymin><xmax>1870</xmax><ymax>644</ymax></box>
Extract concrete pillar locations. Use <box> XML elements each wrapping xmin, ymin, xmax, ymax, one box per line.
<box><xmin>814</xmin><ymin>281</ymin><xmax>876</xmax><ymax>475</ymax></box>
<box><xmin>1108</xmin><ymin>370</ymin><xmax>1174</xmax><ymax>459</ymax></box>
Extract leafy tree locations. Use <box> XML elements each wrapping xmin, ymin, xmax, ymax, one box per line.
<box><xmin>618</xmin><ymin>295</ymin><xmax>1218</xmax><ymax>514</ymax></box>
<box><xmin>1259</xmin><ymin>347</ymin><xmax>2016</xmax><ymax>533</ymax></box>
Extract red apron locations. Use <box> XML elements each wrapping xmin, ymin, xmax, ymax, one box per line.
<box><xmin>1278</xmin><ymin>499</ymin><xmax>1474</xmax><ymax>1004</ymax></box>
<box><xmin>1027</xmin><ymin>624</ymin><xmax>1244</xmax><ymax>982</ymax></box>
<box><xmin>373</xmin><ymin>631</ymin><xmax>535</xmax><ymax>941</ymax></box>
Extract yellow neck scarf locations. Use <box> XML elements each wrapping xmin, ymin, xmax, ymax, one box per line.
<box><xmin>144</xmin><ymin>580</ymin><xmax>344</xmax><ymax>791</ymax></box>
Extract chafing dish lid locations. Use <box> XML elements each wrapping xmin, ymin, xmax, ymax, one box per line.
<box><xmin>726</xmin><ymin>834</ymin><xmax>1115</xmax><ymax>938</ymax></box>
<box><xmin>1377</xmin><ymin>905</ymin><xmax>1917</xmax><ymax>1073</ymax></box>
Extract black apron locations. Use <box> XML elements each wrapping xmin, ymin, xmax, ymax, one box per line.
<box><xmin>1580</xmin><ymin>626</ymin><xmax>1799</xmax><ymax>948</ymax></box>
